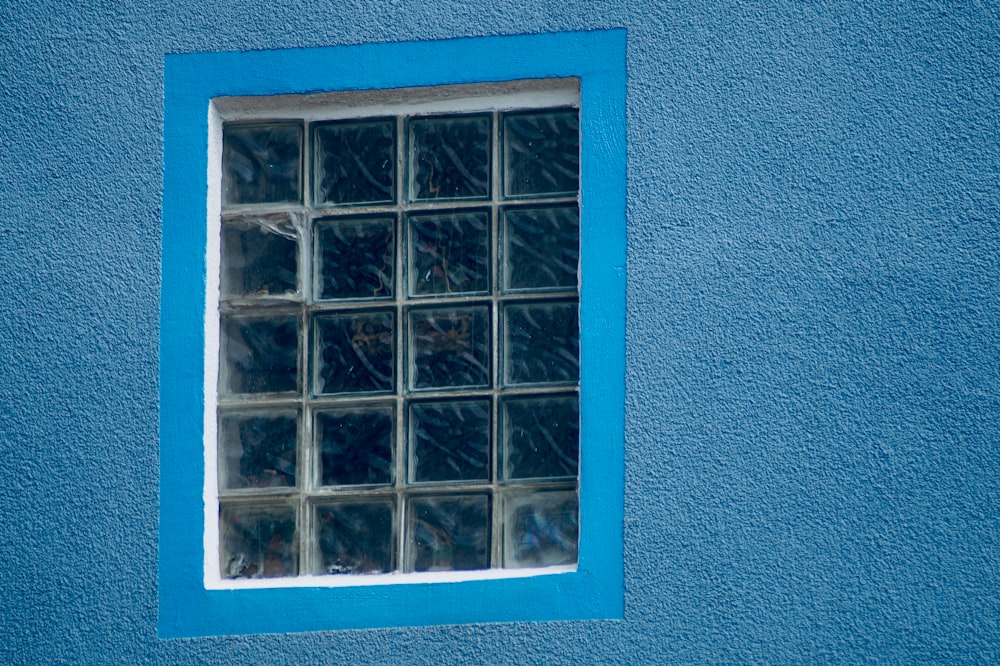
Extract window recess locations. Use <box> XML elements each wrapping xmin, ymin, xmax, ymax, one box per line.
<box><xmin>211</xmin><ymin>85</ymin><xmax>582</xmax><ymax>583</ymax></box>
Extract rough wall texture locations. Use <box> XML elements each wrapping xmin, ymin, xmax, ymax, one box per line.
<box><xmin>1</xmin><ymin>0</ymin><xmax>997</xmax><ymax>663</ymax></box>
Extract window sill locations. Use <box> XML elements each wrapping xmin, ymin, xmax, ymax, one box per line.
<box><xmin>207</xmin><ymin>564</ymin><xmax>576</xmax><ymax>590</ymax></box>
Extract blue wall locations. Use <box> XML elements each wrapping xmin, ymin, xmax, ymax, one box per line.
<box><xmin>1</xmin><ymin>0</ymin><xmax>997</xmax><ymax>662</ymax></box>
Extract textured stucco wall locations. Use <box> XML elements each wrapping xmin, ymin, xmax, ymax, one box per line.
<box><xmin>1</xmin><ymin>0</ymin><xmax>997</xmax><ymax>663</ymax></box>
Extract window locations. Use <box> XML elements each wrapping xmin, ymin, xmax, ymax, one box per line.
<box><xmin>161</xmin><ymin>30</ymin><xmax>624</xmax><ymax>637</ymax></box>
<box><xmin>213</xmin><ymin>89</ymin><xmax>581</xmax><ymax>581</ymax></box>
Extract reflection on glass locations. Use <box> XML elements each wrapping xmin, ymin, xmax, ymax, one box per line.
<box><xmin>409</xmin><ymin>115</ymin><xmax>490</xmax><ymax>201</ymax></box>
<box><xmin>221</xmin><ymin>315</ymin><xmax>299</xmax><ymax>395</ymax></box>
<box><xmin>502</xmin><ymin>395</ymin><xmax>578</xmax><ymax>480</ymax></box>
<box><xmin>409</xmin><ymin>400</ymin><xmax>490</xmax><ymax>483</ymax></box>
<box><xmin>315</xmin><ymin>217</ymin><xmax>394</xmax><ymax>300</ymax></box>
<box><xmin>503</xmin><ymin>491</ymin><xmax>578</xmax><ymax>568</ymax></box>
<box><xmin>223</xmin><ymin>123</ymin><xmax>301</xmax><ymax>206</ymax></box>
<box><xmin>503</xmin><ymin>206</ymin><xmax>578</xmax><ymax>292</ymax></box>
<box><xmin>502</xmin><ymin>110</ymin><xmax>579</xmax><ymax>198</ymax></box>
<box><xmin>315</xmin><ymin>311</ymin><xmax>394</xmax><ymax>394</ymax></box>
<box><xmin>316</xmin><ymin>501</ymin><xmax>394</xmax><ymax>575</ymax></box>
<box><xmin>407</xmin><ymin>211</ymin><xmax>489</xmax><ymax>296</ymax></box>
<box><xmin>409</xmin><ymin>307</ymin><xmax>489</xmax><ymax>390</ymax></box>
<box><xmin>317</xmin><ymin>406</ymin><xmax>393</xmax><ymax>486</ymax></box>
<box><xmin>221</xmin><ymin>216</ymin><xmax>298</xmax><ymax>298</ymax></box>
<box><xmin>313</xmin><ymin>119</ymin><xmax>395</xmax><ymax>206</ymax></box>
<box><xmin>220</xmin><ymin>504</ymin><xmax>297</xmax><ymax>579</ymax></box>
<box><xmin>503</xmin><ymin>302</ymin><xmax>578</xmax><ymax>386</ymax></box>
<box><xmin>407</xmin><ymin>495</ymin><xmax>490</xmax><ymax>572</ymax></box>
<box><xmin>219</xmin><ymin>411</ymin><xmax>297</xmax><ymax>489</ymax></box>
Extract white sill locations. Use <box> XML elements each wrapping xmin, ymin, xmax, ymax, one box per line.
<box><xmin>205</xmin><ymin>564</ymin><xmax>576</xmax><ymax>590</ymax></box>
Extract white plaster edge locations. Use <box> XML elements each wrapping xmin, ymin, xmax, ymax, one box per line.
<box><xmin>203</xmin><ymin>101</ymin><xmax>223</xmax><ymax>588</ymax></box>
<box><xmin>202</xmin><ymin>80</ymin><xmax>582</xmax><ymax>590</ymax></box>
<box><xmin>214</xmin><ymin>78</ymin><xmax>580</xmax><ymax>122</ymax></box>
<box><xmin>204</xmin><ymin>564</ymin><xmax>577</xmax><ymax>590</ymax></box>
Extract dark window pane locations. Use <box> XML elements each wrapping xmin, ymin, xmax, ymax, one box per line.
<box><xmin>314</xmin><ymin>119</ymin><xmax>395</xmax><ymax>206</ymax></box>
<box><xmin>503</xmin><ymin>206</ymin><xmax>578</xmax><ymax>291</ymax></box>
<box><xmin>315</xmin><ymin>216</ymin><xmax>394</xmax><ymax>300</ymax></box>
<box><xmin>221</xmin><ymin>215</ymin><xmax>299</xmax><ymax>298</ymax></box>
<box><xmin>223</xmin><ymin>123</ymin><xmax>301</xmax><ymax>206</ymax></box>
<box><xmin>407</xmin><ymin>495</ymin><xmax>490</xmax><ymax>572</ymax></box>
<box><xmin>316</xmin><ymin>501</ymin><xmax>394</xmax><ymax>575</ymax></box>
<box><xmin>409</xmin><ymin>115</ymin><xmax>490</xmax><ymax>201</ymax></box>
<box><xmin>409</xmin><ymin>400</ymin><xmax>490</xmax><ymax>483</ymax></box>
<box><xmin>315</xmin><ymin>311</ymin><xmax>394</xmax><ymax>394</ymax></box>
<box><xmin>503</xmin><ymin>302</ymin><xmax>578</xmax><ymax>386</ymax></box>
<box><xmin>503</xmin><ymin>491</ymin><xmax>578</xmax><ymax>568</ymax></box>
<box><xmin>407</xmin><ymin>211</ymin><xmax>489</xmax><ymax>297</ymax></box>
<box><xmin>502</xmin><ymin>110</ymin><xmax>579</xmax><ymax>198</ymax></box>
<box><xmin>219</xmin><ymin>410</ymin><xmax>298</xmax><ymax>489</ymax></box>
<box><xmin>221</xmin><ymin>315</ymin><xmax>299</xmax><ymax>395</ymax></box>
<box><xmin>409</xmin><ymin>306</ymin><xmax>490</xmax><ymax>390</ymax></box>
<box><xmin>220</xmin><ymin>504</ymin><xmax>297</xmax><ymax>579</ymax></box>
<box><xmin>502</xmin><ymin>395</ymin><xmax>578</xmax><ymax>480</ymax></box>
<box><xmin>317</xmin><ymin>405</ymin><xmax>393</xmax><ymax>486</ymax></box>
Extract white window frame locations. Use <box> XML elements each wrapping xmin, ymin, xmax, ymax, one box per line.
<box><xmin>204</xmin><ymin>79</ymin><xmax>582</xmax><ymax>589</ymax></box>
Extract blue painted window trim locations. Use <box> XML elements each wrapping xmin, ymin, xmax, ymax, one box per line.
<box><xmin>160</xmin><ymin>29</ymin><xmax>626</xmax><ymax>638</ymax></box>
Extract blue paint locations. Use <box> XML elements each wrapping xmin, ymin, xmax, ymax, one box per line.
<box><xmin>160</xmin><ymin>30</ymin><xmax>626</xmax><ymax>638</ymax></box>
<box><xmin>1</xmin><ymin>0</ymin><xmax>998</xmax><ymax>661</ymax></box>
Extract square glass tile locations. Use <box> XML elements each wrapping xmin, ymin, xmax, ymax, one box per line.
<box><xmin>219</xmin><ymin>410</ymin><xmax>298</xmax><ymax>490</ymax></box>
<box><xmin>502</xmin><ymin>110</ymin><xmax>579</xmax><ymax>198</ymax></box>
<box><xmin>315</xmin><ymin>216</ymin><xmax>394</xmax><ymax>300</ymax></box>
<box><xmin>408</xmin><ymin>115</ymin><xmax>490</xmax><ymax>201</ymax></box>
<box><xmin>502</xmin><ymin>206</ymin><xmax>579</xmax><ymax>292</ymax></box>
<box><xmin>223</xmin><ymin>123</ymin><xmax>302</xmax><ymax>207</ymax></box>
<box><xmin>313</xmin><ymin>119</ymin><xmax>395</xmax><ymax>206</ymax></box>
<box><xmin>502</xmin><ymin>395</ymin><xmax>578</xmax><ymax>480</ymax></box>
<box><xmin>408</xmin><ymin>306</ymin><xmax>490</xmax><ymax>390</ymax></box>
<box><xmin>220</xmin><ymin>504</ymin><xmax>298</xmax><ymax>579</ymax></box>
<box><xmin>503</xmin><ymin>301</ymin><xmax>579</xmax><ymax>386</ymax></box>
<box><xmin>503</xmin><ymin>490</ymin><xmax>578</xmax><ymax>568</ymax></box>
<box><xmin>407</xmin><ymin>494</ymin><xmax>490</xmax><ymax>572</ymax></box>
<box><xmin>316</xmin><ymin>405</ymin><xmax>394</xmax><ymax>486</ymax></box>
<box><xmin>221</xmin><ymin>315</ymin><xmax>299</xmax><ymax>395</ymax></box>
<box><xmin>314</xmin><ymin>311</ymin><xmax>394</xmax><ymax>395</ymax></box>
<box><xmin>221</xmin><ymin>216</ymin><xmax>299</xmax><ymax>298</ymax></box>
<box><xmin>315</xmin><ymin>500</ymin><xmax>395</xmax><ymax>575</ymax></box>
<box><xmin>409</xmin><ymin>400</ymin><xmax>490</xmax><ymax>483</ymax></box>
<box><xmin>407</xmin><ymin>211</ymin><xmax>489</xmax><ymax>297</ymax></box>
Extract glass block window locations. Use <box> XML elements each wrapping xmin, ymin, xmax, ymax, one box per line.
<box><xmin>216</xmin><ymin>102</ymin><xmax>580</xmax><ymax>580</ymax></box>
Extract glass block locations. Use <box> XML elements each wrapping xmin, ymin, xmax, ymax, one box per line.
<box><xmin>222</xmin><ymin>123</ymin><xmax>302</xmax><ymax>206</ymax></box>
<box><xmin>221</xmin><ymin>216</ymin><xmax>299</xmax><ymax>298</ymax></box>
<box><xmin>503</xmin><ymin>490</ymin><xmax>578</xmax><ymax>568</ymax></box>
<box><xmin>409</xmin><ymin>115</ymin><xmax>490</xmax><ymax>201</ymax></box>
<box><xmin>221</xmin><ymin>315</ymin><xmax>299</xmax><ymax>395</ymax></box>
<box><xmin>502</xmin><ymin>110</ymin><xmax>579</xmax><ymax>198</ymax></box>
<box><xmin>502</xmin><ymin>395</ymin><xmax>578</xmax><ymax>480</ymax></box>
<box><xmin>409</xmin><ymin>306</ymin><xmax>489</xmax><ymax>390</ymax></box>
<box><xmin>409</xmin><ymin>400</ymin><xmax>490</xmax><ymax>483</ymax></box>
<box><xmin>315</xmin><ymin>216</ymin><xmax>394</xmax><ymax>300</ymax></box>
<box><xmin>219</xmin><ymin>410</ymin><xmax>298</xmax><ymax>490</ymax></box>
<box><xmin>503</xmin><ymin>301</ymin><xmax>579</xmax><ymax>386</ymax></box>
<box><xmin>315</xmin><ymin>500</ymin><xmax>394</xmax><ymax>575</ymax></box>
<box><xmin>407</xmin><ymin>211</ymin><xmax>489</xmax><ymax>297</ymax></box>
<box><xmin>502</xmin><ymin>206</ymin><xmax>579</xmax><ymax>292</ymax></box>
<box><xmin>315</xmin><ymin>311</ymin><xmax>394</xmax><ymax>395</ymax></box>
<box><xmin>407</xmin><ymin>495</ymin><xmax>490</xmax><ymax>572</ymax></box>
<box><xmin>313</xmin><ymin>119</ymin><xmax>395</xmax><ymax>206</ymax></box>
<box><xmin>316</xmin><ymin>405</ymin><xmax>393</xmax><ymax>486</ymax></box>
<box><xmin>220</xmin><ymin>504</ymin><xmax>297</xmax><ymax>579</ymax></box>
